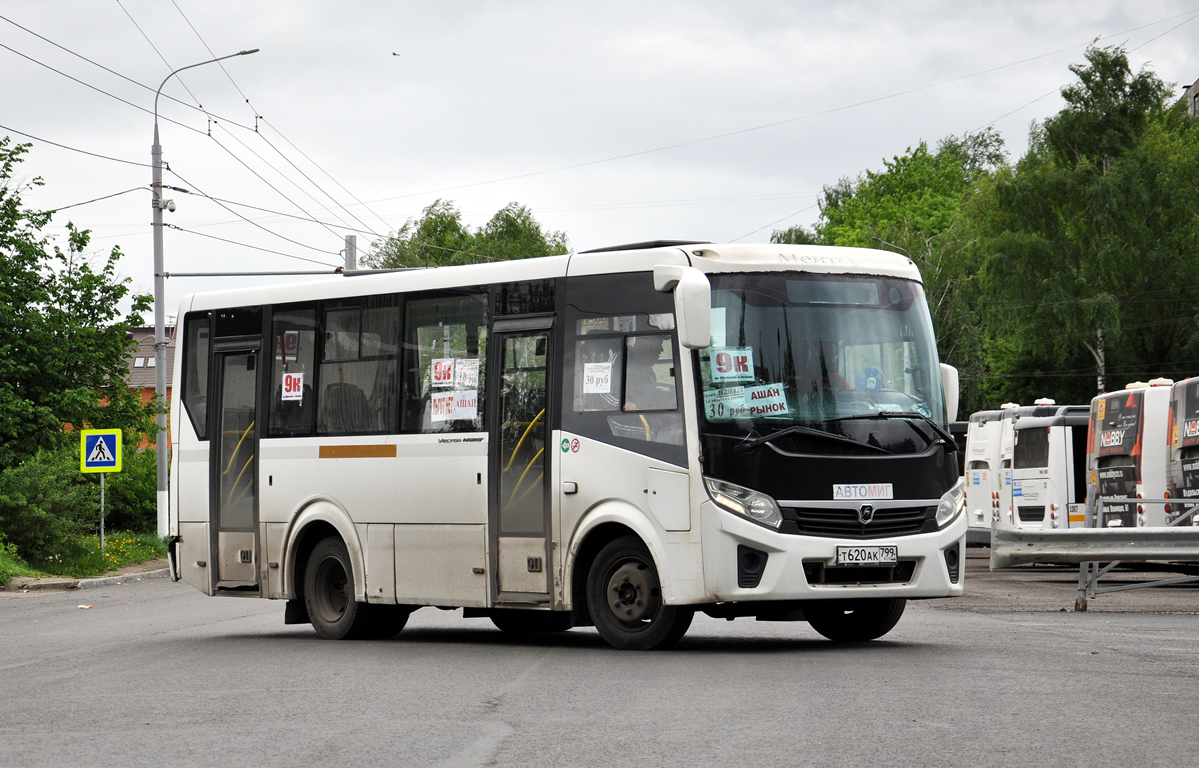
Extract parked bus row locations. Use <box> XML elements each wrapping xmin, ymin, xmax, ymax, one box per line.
<box><xmin>963</xmin><ymin>377</ymin><xmax>1199</xmax><ymax>544</ymax></box>
<box><xmin>167</xmin><ymin>242</ymin><xmax>968</xmax><ymax>648</ymax></box>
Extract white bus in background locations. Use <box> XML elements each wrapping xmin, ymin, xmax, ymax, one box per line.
<box><xmin>168</xmin><ymin>241</ymin><xmax>967</xmax><ymax>650</ymax></box>
<box><xmin>1087</xmin><ymin>379</ymin><xmax>1173</xmax><ymax>528</ymax></box>
<box><xmin>1167</xmin><ymin>377</ymin><xmax>1199</xmax><ymax>523</ymax></box>
<box><xmin>1009</xmin><ymin>405</ymin><xmax>1090</xmax><ymax>529</ymax></box>
<box><xmin>996</xmin><ymin>401</ymin><xmax>1054</xmax><ymax>525</ymax></box>
<box><xmin>964</xmin><ymin>409</ymin><xmax>1005</xmax><ymax>544</ymax></box>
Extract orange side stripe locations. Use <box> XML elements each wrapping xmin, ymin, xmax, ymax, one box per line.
<box><xmin>319</xmin><ymin>444</ymin><xmax>397</xmax><ymax>459</ymax></box>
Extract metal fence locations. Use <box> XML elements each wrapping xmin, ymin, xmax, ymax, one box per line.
<box><xmin>990</xmin><ymin>490</ymin><xmax>1199</xmax><ymax>610</ymax></box>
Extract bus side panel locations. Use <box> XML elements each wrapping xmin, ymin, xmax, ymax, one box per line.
<box><xmin>559</xmin><ymin>434</ymin><xmax>706</xmax><ymax>607</ymax></box>
<box><xmin>394</xmin><ymin>524</ymin><xmax>487</xmax><ymax>607</ymax></box>
<box><xmin>179</xmin><ymin>521</ymin><xmax>212</xmax><ymax>595</ymax></box>
<box><xmin>264</xmin><ymin>522</ymin><xmax>287</xmax><ymax>598</ymax></box>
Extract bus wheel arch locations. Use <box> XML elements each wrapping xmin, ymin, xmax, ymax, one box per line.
<box><xmin>565</xmin><ymin>508</ymin><xmax>668</xmax><ymax>624</ymax></box>
<box><xmin>284</xmin><ymin>501</ymin><xmax>365</xmax><ymax>607</ymax></box>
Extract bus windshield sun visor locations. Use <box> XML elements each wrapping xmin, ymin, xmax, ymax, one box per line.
<box><xmin>736</xmin><ymin>424</ymin><xmax>891</xmax><ymax>455</ymax></box>
<box><xmin>827</xmin><ymin>411</ymin><xmax>955</xmax><ymax>446</ymax></box>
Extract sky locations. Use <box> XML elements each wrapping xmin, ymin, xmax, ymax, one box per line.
<box><xmin>3</xmin><ymin>1</ymin><xmax>1198</xmax><ymax>319</ymax></box>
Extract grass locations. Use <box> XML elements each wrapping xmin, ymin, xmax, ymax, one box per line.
<box><xmin>0</xmin><ymin>540</ymin><xmax>40</xmax><ymax>585</ymax></box>
<box><xmin>27</xmin><ymin>532</ymin><xmax>169</xmax><ymax>580</ymax></box>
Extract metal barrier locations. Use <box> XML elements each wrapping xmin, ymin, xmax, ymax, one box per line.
<box><xmin>990</xmin><ymin>490</ymin><xmax>1199</xmax><ymax>610</ymax></box>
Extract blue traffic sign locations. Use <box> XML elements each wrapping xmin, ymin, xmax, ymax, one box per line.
<box><xmin>80</xmin><ymin>429</ymin><xmax>122</xmax><ymax>473</ymax></box>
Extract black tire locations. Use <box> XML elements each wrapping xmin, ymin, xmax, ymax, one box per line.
<box><xmin>805</xmin><ymin>598</ymin><xmax>906</xmax><ymax>642</ymax></box>
<box><xmin>490</xmin><ymin>609</ymin><xmax>573</xmax><ymax>635</ymax></box>
<box><xmin>304</xmin><ymin>536</ymin><xmax>379</xmax><ymax>640</ymax></box>
<box><xmin>586</xmin><ymin>536</ymin><xmax>693</xmax><ymax>650</ymax></box>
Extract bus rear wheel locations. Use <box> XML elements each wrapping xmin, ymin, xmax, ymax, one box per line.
<box><xmin>490</xmin><ymin>609</ymin><xmax>573</xmax><ymax>635</ymax></box>
<box><xmin>304</xmin><ymin>536</ymin><xmax>406</xmax><ymax>640</ymax></box>
<box><xmin>586</xmin><ymin>536</ymin><xmax>693</xmax><ymax>650</ymax></box>
<box><xmin>805</xmin><ymin>598</ymin><xmax>906</xmax><ymax>642</ymax></box>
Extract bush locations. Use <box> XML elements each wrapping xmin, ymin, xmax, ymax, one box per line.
<box><xmin>104</xmin><ymin>445</ymin><xmax>157</xmax><ymax>534</ymax></box>
<box><xmin>0</xmin><ymin>444</ymin><xmax>99</xmax><ymax>563</ymax></box>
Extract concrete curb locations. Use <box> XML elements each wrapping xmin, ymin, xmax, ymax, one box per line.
<box><xmin>76</xmin><ymin>568</ymin><xmax>171</xmax><ymax>590</ymax></box>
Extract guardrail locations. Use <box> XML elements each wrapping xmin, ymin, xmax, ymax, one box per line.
<box><xmin>990</xmin><ymin>490</ymin><xmax>1199</xmax><ymax>610</ymax></box>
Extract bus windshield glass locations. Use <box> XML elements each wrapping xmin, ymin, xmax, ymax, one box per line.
<box><xmin>699</xmin><ymin>273</ymin><xmax>946</xmax><ymax>444</ymax></box>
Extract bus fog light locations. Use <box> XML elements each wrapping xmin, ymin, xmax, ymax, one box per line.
<box><xmin>936</xmin><ymin>478</ymin><xmax>965</xmax><ymax>528</ymax></box>
<box><xmin>704</xmin><ymin>477</ymin><xmax>782</xmax><ymax>530</ymax></box>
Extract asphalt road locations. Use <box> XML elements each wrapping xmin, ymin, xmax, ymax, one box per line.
<box><xmin>2</xmin><ymin>551</ymin><xmax>1198</xmax><ymax>768</ymax></box>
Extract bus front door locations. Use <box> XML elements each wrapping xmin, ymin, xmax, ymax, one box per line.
<box><xmin>210</xmin><ymin>344</ymin><xmax>261</xmax><ymax>591</ymax></box>
<box><xmin>490</xmin><ymin>322</ymin><xmax>554</xmax><ymax>603</ymax></box>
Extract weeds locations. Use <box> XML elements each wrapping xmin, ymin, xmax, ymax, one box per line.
<box><xmin>30</xmin><ymin>532</ymin><xmax>167</xmax><ymax>578</ymax></box>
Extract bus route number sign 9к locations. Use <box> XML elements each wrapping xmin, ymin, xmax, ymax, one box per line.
<box><xmin>836</xmin><ymin>545</ymin><xmax>898</xmax><ymax>566</ymax></box>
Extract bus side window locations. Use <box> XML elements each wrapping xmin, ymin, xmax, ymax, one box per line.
<box><xmin>401</xmin><ymin>291</ymin><xmax>488</xmax><ymax>434</ymax></box>
<box><xmin>563</xmin><ymin>273</ymin><xmax>686</xmax><ymax>465</ymax></box>
<box><xmin>181</xmin><ymin>312</ymin><xmax>210</xmax><ymax>440</ymax></box>
<box><xmin>317</xmin><ymin>297</ymin><xmax>400</xmax><ymax>436</ymax></box>
<box><xmin>268</xmin><ymin>305</ymin><xmax>318</xmax><ymax>437</ymax></box>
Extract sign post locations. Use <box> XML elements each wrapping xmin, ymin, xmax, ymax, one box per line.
<box><xmin>81</xmin><ymin>429</ymin><xmax>123</xmax><ymax>552</ymax></box>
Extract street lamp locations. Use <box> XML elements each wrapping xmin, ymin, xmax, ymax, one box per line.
<box><xmin>152</xmin><ymin>49</ymin><xmax>258</xmax><ymax>537</ymax></box>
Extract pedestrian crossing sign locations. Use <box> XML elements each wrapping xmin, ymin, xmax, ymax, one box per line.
<box><xmin>80</xmin><ymin>429</ymin><xmax>122</xmax><ymax>473</ymax></box>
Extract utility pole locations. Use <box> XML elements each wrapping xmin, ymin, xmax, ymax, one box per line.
<box><xmin>151</xmin><ymin>48</ymin><xmax>258</xmax><ymax>538</ymax></box>
<box><xmin>345</xmin><ymin>234</ymin><xmax>357</xmax><ymax>271</ymax></box>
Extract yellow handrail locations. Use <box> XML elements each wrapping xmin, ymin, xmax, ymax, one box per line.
<box><xmin>222</xmin><ymin>421</ymin><xmax>255</xmax><ymax>475</ymax></box>
<box><xmin>503</xmin><ymin>408</ymin><xmax>544</xmax><ymax>472</ymax></box>
<box><xmin>508</xmin><ymin>447</ymin><xmax>544</xmax><ymax>504</ymax></box>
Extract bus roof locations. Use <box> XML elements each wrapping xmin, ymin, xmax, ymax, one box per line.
<box><xmin>180</xmin><ymin>243</ymin><xmax>924</xmax><ymax>314</ymax></box>
<box><xmin>1013</xmin><ymin>405</ymin><xmax>1089</xmax><ymax>430</ymax></box>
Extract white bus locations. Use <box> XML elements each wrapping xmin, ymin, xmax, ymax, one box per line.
<box><xmin>1167</xmin><ymin>377</ymin><xmax>1199</xmax><ymax>523</ymax></box>
<box><xmin>168</xmin><ymin>241</ymin><xmax>967</xmax><ymax>649</ymax></box>
<box><xmin>1010</xmin><ymin>405</ymin><xmax>1090</xmax><ymax>529</ymax></box>
<box><xmin>1087</xmin><ymin>380</ymin><xmax>1173</xmax><ymax>527</ymax></box>
<box><xmin>964</xmin><ymin>409</ymin><xmax>1005</xmax><ymax>544</ymax></box>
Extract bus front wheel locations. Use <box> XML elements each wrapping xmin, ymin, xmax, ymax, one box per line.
<box><xmin>304</xmin><ymin>536</ymin><xmax>407</xmax><ymax>640</ymax></box>
<box><xmin>586</xmin><ymin>536</ymin><xmax>693</xmax><ymax>650</ymax></box>
<box><xmin>805</xmin><ymin>598</ymin><xmax>906</xmax><ymax>642</ymax></box>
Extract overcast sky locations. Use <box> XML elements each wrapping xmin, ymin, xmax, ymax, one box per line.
<box><xmin>3</xmin><ymin>1</ymin><xmax>1198</xmax><ymax>317</ymax></box>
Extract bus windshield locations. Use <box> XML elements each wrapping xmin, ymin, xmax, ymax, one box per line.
<box><xmin>699</xmin><ymin>273</ymin><xmax>946</xmax><ymax>443</ymax></box>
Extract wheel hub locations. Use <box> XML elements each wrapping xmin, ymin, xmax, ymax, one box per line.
<box><xmin>608</xmin><ymin>561</ymin><xmax>660</xmax><ymax>624</ymax></box>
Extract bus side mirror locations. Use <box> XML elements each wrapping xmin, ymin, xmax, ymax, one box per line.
<box><xmin>654</xmin><ymin>265</ymin><xmax>711</xmax><ymax>350</ymax></box>
<box><xmin>941</xmin><ymin>363</ymin><xmax>959</xmax><ymax>423</ymax></box>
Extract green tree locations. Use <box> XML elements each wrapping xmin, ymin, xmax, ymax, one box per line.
<box><xmin>0</xmin><ymin>138</ymin><xmax>154</xmax><ymax>467</ymax></box>
<box><xmin>979</xmin><ymin>45</ymin><xmax>1195</xmax><ymax>405</ymax></box>
<box><xmin>364</xmin><ymin>199</ymin><xmax>568</xmax><ymax>268</ymax></box>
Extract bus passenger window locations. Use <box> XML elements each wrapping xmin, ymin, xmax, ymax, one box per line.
<box><xmin>317</xmin><ymin>297</ymin><xmax>400</xmax><ymax>436</ymax></box>
<box><xmin>182</xmin><ymin>313</ymin><xmax>210</xmax><ymax>440</ymax></box>
<box><xmin>269</xmin><ymin>306</ymin><xmax>318</xmax><ymax>437</ymax></box>
<box><xmin>401</xmin><ymin>292</ymin><xmax>488</xmax><ymax>434</ymax></box>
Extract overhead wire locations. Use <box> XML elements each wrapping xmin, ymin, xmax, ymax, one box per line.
<box><xmin>167</xmin><ymin>165</ymin><xmax>345</xmax><ymax>258</ymax></box>
<box><xmin>51</xmin><ymin>186</ymin><xmax>146</xmax><ymax>212</ymax></box>
<box><xmin>0</xmin><ymin>122</ymin><xmax>152</xmax><ymax>167</ymax></box>
<box><xmin>163</xmin><ymin>223</ymin><xmax>339</xmax><ymax>267</ymax></box>
<box><xmin>0</xmin><ymin>12</ymin><xmax>257</xmax><ymax>131</ymax></box>
<box><xmin>167</xmin><ymin>0</ymin><xmax>390</xmax><ymax>238</ymax></box>
<box><xmin>0</xmin><ymin>40</ymin><xmax>205</xmax><ymax>135</ymax></box>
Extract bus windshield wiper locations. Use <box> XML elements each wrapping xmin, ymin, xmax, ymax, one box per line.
<box><xmin>828</xmin><ymin>411</ymin><xmax>955</xmax><ymax>446</ymax></box>
<box><xmin>737</xmin><ymin>425</ymin><xmax>891</xmax><ymax>455</ymax></box>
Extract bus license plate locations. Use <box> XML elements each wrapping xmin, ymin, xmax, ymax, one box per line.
<box><xmin>836</xmin><ymin>545</ymin><xmax>898</xmax><ymax>565</ymax></box>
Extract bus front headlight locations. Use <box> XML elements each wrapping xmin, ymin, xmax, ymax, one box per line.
<box><xmin>704</xmin><ymin>477</ymin><xmax>782</xmax><ymax>530</ymax></box>
<box><xmin>936</xmin><ymin>478</ymin><xmax>966</xmax><ymax>528</ymax></box>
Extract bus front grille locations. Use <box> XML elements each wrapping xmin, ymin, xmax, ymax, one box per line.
<box><xmin>781</xmin><ymin>506</ymin><xmax>934</xmax><ymax>539</ymax></box>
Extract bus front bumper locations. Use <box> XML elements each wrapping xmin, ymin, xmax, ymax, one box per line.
<box><xmin>697</xmin><ymin>500</ymin><xmax>967</xmax><ymax>603</ymax></box>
